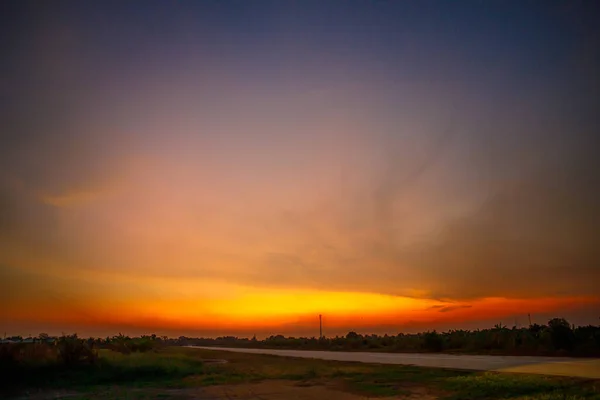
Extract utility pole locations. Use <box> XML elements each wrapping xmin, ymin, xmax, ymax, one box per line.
<box><xmin>319</xmin><ymin>314</ymin><xmax>322</xmax><ymax>339</ymax></box>
<box><xmin>528</xmin><ymin>313</ymin><xmax>532</xmax><ymax>327</ymax></box>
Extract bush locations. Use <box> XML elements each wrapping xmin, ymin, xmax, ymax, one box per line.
<box><xmin>0</xmin><ymin>343</ymin><xmax>57</xmax><ymax>366</ymax></box>
<box><xmin>422</xmin><ymin>331</ymin><xmax>443</xmax><ymax>352</ymax></box>
<box><xmin>56</xmin><ymin>334</ymin><xmax>98</xmax><ymax>366</ymax></box>
<box><xmin>547</xmin><ymin>318</ymin><xmax>575</xmax><ymax>351</ymax></box>
<box><xmin>0</xmin><ymin>348</ymin><xmax>204</xmax><ymax>391</ymax></box>
<box><xmin>0</xmin><ymin>343</ymin><xmax>22</xmax><ymax>366</ymax></box>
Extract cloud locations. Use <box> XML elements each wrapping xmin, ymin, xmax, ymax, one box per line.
<box><xmin>41</xmin><ymin>188</ymin><xmax>114</xmax><ymax>208</ymax></box>
<box><xmin>0</xmin><ymin>171</ymin><xmax>60</xmax><ymax>254</ymax></box>
<box><xmin>438</xmin><ymin>305</ymin><xmax>472</xmax><ymax>313</ymax></box>
<box><xmin>427</xmin><ymin>305</ymin><xmax>444</xmax><ymax>310</ymax></box>
<box><xmin>395</xmin><ymin>153</ymin><xmax>600</xmax><ymax>300</ymax></box>
<box><xmin>0</xmin><ymin>0</ymin><xmax>598</xmax><ymax>320</ymax></box>
<box><xmin>194</xmin><ymin>108</ymin><xmax>600</xmax><ymax>303</ymax></box>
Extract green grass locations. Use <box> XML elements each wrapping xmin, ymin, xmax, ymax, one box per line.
<box><xmin>173</xmin><ymin>348</ymin><xmax>599</xmax><ymax>399</ymax></box>
<box><xmin>2</xmin><ymin>346</ymin><xmax>599</xmax><ymax>399</ymax></box>
<box><xmin>511</xmin><ymin>394</ymin><xmax>600</xmax><ymax>400</ymax></box>
<box><xmin>0</xmin><ymin>348</ymin><xmax>204</xmax><ymax>394</ymax></box>
<box><xmin>444</xmin><ymin>373</ymin><xmax>562</xmax><ymax>399</ymax></box>
<box><xmin>172</xmin><ymin>348</ymin><xmax>600</xmax><ymax>399</ymax></box>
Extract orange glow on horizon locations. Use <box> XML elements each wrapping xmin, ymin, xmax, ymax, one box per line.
<box><xmin>3</xmin><ymin>273</ymin><xmax>598</xmax><ymax>336</ymax></box>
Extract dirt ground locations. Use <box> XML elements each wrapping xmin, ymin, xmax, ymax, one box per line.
<box><xmin>8</xmin><ymin>348</ymin><xmax>597</xmax><ymax>400</ymax></box>
<box><xmin>168</xmin><ymin>380</ymin><xmax>438</xmax><ymax>400</ymax></box>
<box><xmin>14</xmin><ymin>380</ymin><xmax>439</xmax><ymax>400</ymax></box>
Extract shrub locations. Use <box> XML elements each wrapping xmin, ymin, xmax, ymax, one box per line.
<box><xmin>0</xmin><ymin>343</ymin><xmax>21</xmax><ymax>366</ymax></box>
<box><xmin>547</xmin><ymin>318</ymin><xmax>575</xmax><ymax>351</ymax></box>
<box><xmin>56</xmin><ymin>334</ymin><xmax>98</xmax><ymax>366</ymax></box>
<box><xmin>422</xmin><ymin>331</ymin><xmax>443</xmax><ymax>352</ymax></box>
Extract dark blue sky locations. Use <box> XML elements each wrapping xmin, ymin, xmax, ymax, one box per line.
<box><xmin>3</xmin><ymin>1</ymin><xmax>597</xmax><ymax>86</ymax></box>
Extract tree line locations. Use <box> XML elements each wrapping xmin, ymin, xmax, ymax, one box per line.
<box><xmin>178</xmin><ymin>318</ymin><xmax>600</xmax><ymax>357</ymax></box>
<box><xmin>3</xmin><ymin>317</ymin><xmax>599</xmax><ymax>359</ymax></box>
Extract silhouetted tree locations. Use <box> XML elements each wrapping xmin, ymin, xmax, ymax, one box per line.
<box><xmin>548</xmin><ymin>318</ymin><xmax>575</xmax><ymax>351</ymax></box>
<box><xmin>422</xmin><ymin>331</ymin><xmax>443</xmax><ymax>352</ymax></box>
<box><xmin>346</xmin><ymin>331</ymin><xmax>359</xmax><ymax>340</ymax></box>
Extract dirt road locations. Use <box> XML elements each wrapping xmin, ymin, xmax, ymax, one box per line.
<box><xmin>189</xmin><ymin>347</ymin><xmax>600</xmax><ymax>379</ymax></box>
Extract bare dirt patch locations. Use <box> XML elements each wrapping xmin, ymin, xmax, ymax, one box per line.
<box><xmin>202</xmin><ymin>359</ymin><xmax>228</xmax><ymax>365</ymax></box>
<box><xmin>10</xmin><ymin>382</ymin><xmax>436</xmax><ymax>400</ymax></box>
<box><xmin>200</xmin><ymin>380</ymin><xmax>438</xmax><ymax>399</ymax></box>
<box><xmin>10</xmin><ymin>389</ymin><xmax>82</xmax><ymax>400</ymax></box>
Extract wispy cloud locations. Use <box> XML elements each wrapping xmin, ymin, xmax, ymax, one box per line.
<box><xmin>438</xmin><ymin>305</ymin><xmax>472</xmax><ymax>313</ymax></box>
<box><xmin>41</xmin><ymin>188</ymin><xmax>113</xmax><ymax>208</ymax></box>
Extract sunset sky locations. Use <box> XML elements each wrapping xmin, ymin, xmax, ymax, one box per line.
<box><xmin>1</xmin><ymin>1</ymin><xmax>599</xmax><ymax>338</ymax></box>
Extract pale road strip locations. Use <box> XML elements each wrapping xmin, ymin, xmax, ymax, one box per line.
<box><xmin>188</xmin><ymin>346</ymin><xmax>600</xmax><ymax>379</ymax></box>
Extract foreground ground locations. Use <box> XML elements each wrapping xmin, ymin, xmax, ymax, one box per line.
<box><xmin>3</xmin><ymin>347</ymin><xmax>600</xmax><ymax>400</ymax></box>
<box><xmin>190</xmin><ymin>346</ymin><xmax>600</xmax><ymax>379</ymax></box>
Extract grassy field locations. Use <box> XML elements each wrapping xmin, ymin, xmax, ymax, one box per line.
<box><xmin>2</xmin><ymin>346</ymin><xmax>599</xmax><ymax>399</ymax></box>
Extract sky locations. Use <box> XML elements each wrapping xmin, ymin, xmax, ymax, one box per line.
<box><xmin>1</xmin><ymin>0</ymin><xmax>599</xmax><ymax>338</ymax></box>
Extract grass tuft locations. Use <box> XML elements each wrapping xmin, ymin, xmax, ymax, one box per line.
<box><xmin>0</xmin><ymin>348</ymin><xmax>204</xmax><ymax>394</ymax></box>
<box><xmin>443</xmin><ymin>372</ymin><xmax>594</xmax><ymax>400</ymax></box>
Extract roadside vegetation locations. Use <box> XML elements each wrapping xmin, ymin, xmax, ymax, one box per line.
<box><xmin>1</xmin><ymin>334</ymin><xmax>599</xmax><ymax>399</ymax></box>
<box><xmin>4</xmin><ymin>318</ymin><xmax>598</xmax><ymax>358</ymax></box>
<box><xmin>0</xmin><ymin>335</ymin><xmax>202</xmax><ymax>393</ymax></box>
<box><xmin>182</xmin><ymin>318</ymin><xmax>600</xmax><ymax>357</ymax></box>
<box><xmin>1</xmin><ymin>319</ymin><xmax>599</xmax><ymax>398</ymax></box>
